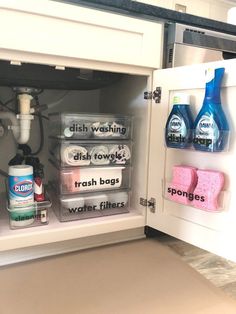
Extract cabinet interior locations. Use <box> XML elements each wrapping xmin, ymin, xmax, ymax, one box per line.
<box><xmin>0</xmin><ymin>61</ymin><xmax>150</xmax><ymax>237</ymax></box>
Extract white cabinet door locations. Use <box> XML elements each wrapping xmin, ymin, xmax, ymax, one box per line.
<box><xmin>147</xmin><ymin>59</ymin><xmax>236</xmax><ymax>262</ymax></box>
<box><xmin>0</xmin><ymin>0</ymin><xmax>163</xmax><ymax>69</ymax></box>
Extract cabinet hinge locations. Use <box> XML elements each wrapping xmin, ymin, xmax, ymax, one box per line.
<box><xmin>144</xmin><ymin>91</ymin><xmax>153</xmax><ymax>100</ymax></box>
<box><xmin>144</xmin><ymin>87</ymin><xmax>161</xmax><ymax>103</ymax></box>
<box><xmin>139</xmin><ymin>197</ymin><xmax>156</xmax><ymax>213</ymax></box>
<box><xmin>153</xmin><ymin>87</ymin><xmax>161</xmax><ymax>103</ymax></box>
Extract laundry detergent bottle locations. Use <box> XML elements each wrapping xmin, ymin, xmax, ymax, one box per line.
<box><xmin>165</xmin><ymin>93</ymin><xmax>194</xmax><ymax>149</ymax></box>
<box><xmin>193</xmin><ymin>67</ymin><xmax>229</xmax><ymax>152</ymax></box>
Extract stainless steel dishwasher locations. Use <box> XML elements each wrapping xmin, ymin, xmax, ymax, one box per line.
<box><xmin>165</xmin><ymin>23</ymin><xmax>236</xmax><ymax>67</ymax></box>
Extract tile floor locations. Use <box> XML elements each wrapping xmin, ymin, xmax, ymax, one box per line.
<box><xmin>157</xmin><ymin>234</ymin><xmax>236</xmax><ymax>299</ymax></box>
<box><xmin>2</xmin><ymin>239</ymin><xmax>236</xmax><ymax>314</ymax></box>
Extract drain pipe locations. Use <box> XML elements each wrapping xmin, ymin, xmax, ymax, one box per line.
<box><xmin>17</xmin><ymin>94</ymin><xmax>34</xmax><ymax>144</ymax></box>
<box><xmin>0</xmin><ymin>94</ymin><xmax>34</xmax><ymax>144</ymax></box>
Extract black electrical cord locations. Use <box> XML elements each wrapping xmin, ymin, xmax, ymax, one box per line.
<box><xmin>30</xmin><ymin>95</ymin><xmax>44</xmax><ymax>156</ymax></box>
<box><xmin>32</xmin><ymin>113</ymin><xmax>49</xmax><ymax>120</ymax></box>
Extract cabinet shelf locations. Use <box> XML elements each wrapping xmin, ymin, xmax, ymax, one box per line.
<box><xmin>0</xmin><ymin>205</ymin><xmax>145</xmax><ymax>252</ymax></box>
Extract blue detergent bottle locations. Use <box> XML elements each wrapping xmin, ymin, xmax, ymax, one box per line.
<box><xmin>193</xmin><ymin>67</ymin><xmax>229</xmax><ymax>152</ymax></box>
<box><xmin>165</xmin><ymin>93</ymin><xmax>194</xmax><ymax>149</ymax></box>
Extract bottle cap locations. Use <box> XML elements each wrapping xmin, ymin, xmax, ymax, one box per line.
<box><xmin>8</xmin><ymin>165</ymin><xmax>33</xmax><ymax>176</ymax></box>
<box><xmin>205</xmin><ymin>68</ymin><xmax>215</xmax><ymax>83</ymax></box>
<box><xmin>173</xmin><ymin>93</ymin><xmax>190</xmax><ymax>105</ymax></box>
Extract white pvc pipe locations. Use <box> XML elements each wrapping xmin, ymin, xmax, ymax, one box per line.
<box><xmin>18</xmin><ymin>94</ymin><xmax>33</xmax><ymax>114</ymax></box>
<box><xmin>0</xmin><ymin>111</ymin><xmax>33</xmax><ymax>144</ymax></box>
<box><xmin>16</xmin><ymin>114</ymin><xmax>34</xmax><ymax>144</ymax></box>
<box><xmin>17</xmin><ymin>94</ymin><xmax>34</xmax><ymax>143</ymax></box>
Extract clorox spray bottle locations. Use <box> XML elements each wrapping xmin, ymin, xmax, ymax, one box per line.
<box><xmin>193</xmin><ymin>67</ymin><xmax>229</xmax><ymax>152</ymax></box>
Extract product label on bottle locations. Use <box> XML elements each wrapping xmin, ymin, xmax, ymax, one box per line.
<box><xmin>194</xmin><ymin>114</ymin><xmax>219</xmax><ymax>148</ymax></box>
<box><xmin>167</xmin><ymin>114</ymin><xmax>187</xmax><ymax>142</ymax></box>
<box><xmin>168</xmin><ymin>114</ymin><xmax>187</xmax><ymax>134</ymax></box>
<box><xmin>9</xmin><ymin>174</ymin><xmax>34</xmax><ymax>206</ymax></box>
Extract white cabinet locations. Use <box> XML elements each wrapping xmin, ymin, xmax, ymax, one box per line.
<box><xmin>0</xmin><ymin>0</ymin><xmax>236</xmax><ymax>264</ymax></box>
<box><xmin>148</xmin><ymin>60</ymin><xmax>236</xmax><ymax>262</ymax></box>
<box><xmin>0</xmin><ymin>0</ymin><xmax>163</xmax><ymax>69</ymax></box>
<box><xmin>0</xmin><ymin>0</ymin><xmax>162</xmax><ymax>259</ymax></box>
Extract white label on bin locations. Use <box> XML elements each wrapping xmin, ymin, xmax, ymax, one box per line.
<box><xmin>67</xmin><ymin>201</ymin><xmax>126</xmax><ymax>213</ymax></box>
<box><xmin>62</xmin><ymin>168</ymin><xmax>123</xmax><ymax>193</ymax></box>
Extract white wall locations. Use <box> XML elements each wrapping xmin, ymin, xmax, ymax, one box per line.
<box><xmin>135</xmin><ymin>0</ymin><xmax>235</xmax><ymax>23</ymax></box>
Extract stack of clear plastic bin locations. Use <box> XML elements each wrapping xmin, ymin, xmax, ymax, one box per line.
<box><xmin>48</xmin><ymin>113</ymin><xmax>133</xmax><ymax>222</ymax></box>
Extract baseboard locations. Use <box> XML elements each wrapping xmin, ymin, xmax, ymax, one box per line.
<box><xmin>0</xmin><ymin>227</ymin><xmax>145</xmax><ymax>266</ymax></box>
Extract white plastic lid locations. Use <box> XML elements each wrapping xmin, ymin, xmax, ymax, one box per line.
<box><xmin>8</xmin><ymin>165</ymin><xmax>33</xmax><ymax>176</ymax></box>
<box><xmin>173</xmin><ymin>93</ymin><xmax>190</xmax><ymax>105</ymax></box>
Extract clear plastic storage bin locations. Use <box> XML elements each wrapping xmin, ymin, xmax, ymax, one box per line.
<box><xmin>49</xmin><ymin>138</ymin><xmax>132</xmax><ymax>167</ymax></box>
<box><xmin>49</xmin><ymin>161</ymin><xmax>131</xmax><ymax>195</ymax></box>
<box><xmin>51</xmin><ymin>189</ymin><xmax>130</xmax><ymax>222</ymax></box>
<box><xmin>7</xmin><ymin>198</ymin><xmax>51</xmax><ymax>229</ymax></box>
<box><xmin>49</xmin><ymin>113</ymin><xmax>132</xmax><ymax>139</ymax></box>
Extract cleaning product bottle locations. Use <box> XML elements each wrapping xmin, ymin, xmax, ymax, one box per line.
<box><xmin>165</xmin><ymin>93</ymin><xmax>194</xmax><ymax>149</ymax></box>
<box><xmin>25</xmin><ymin>156</ymin><xmax>45</xmax><ymax>201</ymax></box>
<box><xmin>193</xmin><ymin>67</ymin><xmax>229</xmax><ymax>152</ymax></box>
<box><xmin>8</xmin><ymin>165</ymin><xmax>34</xmax><ymax>207</ymax></box>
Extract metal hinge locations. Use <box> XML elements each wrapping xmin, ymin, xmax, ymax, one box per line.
<box><xmin>140</xmin><ymin>197</ymin><xmax>156</xmax><ymax>213</ymax></box>
<box><xmin>144</xmin><ymin>91</ymin><xmax>153</xmax><ymax>100</ymax></box>
<box><xmin>144</xmin><ymin>87</ymin><xmax>161</xmax><ymax>103</ymax></box>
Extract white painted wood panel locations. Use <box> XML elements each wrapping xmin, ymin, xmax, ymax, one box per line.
<box><xmin>147</xmin><ymin>59</ymin><xmax>236</xmax><ymax>262</ymax></box>
<box><xmin>0</xmin><ymin>206</ymin><xmax>145</xmax><ymax>251</ymax></box>
<box><xmin>0</xmin><ymin>0</ymin><xmax>160</xmax><ymax>254</ymax></box>
<box><xmin>0</xmin><ymin>0</ymin><xmax>163</xmax><ymax>69</ymax></box>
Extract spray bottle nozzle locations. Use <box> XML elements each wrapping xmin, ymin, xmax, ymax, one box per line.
<box><xmin>204</xmin><ymin>67</ymin><xmax>225</xmax><ymax>104</ymax></box>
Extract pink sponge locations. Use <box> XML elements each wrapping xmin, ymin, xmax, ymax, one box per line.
<box><xmin>192</xmin><ymin>170</ymin><xmax>225</xmax><ymax>211</ymax></box>
<box><xmin>168</xmin><ymin>166</ymin><xmax>198</xmax><ymax>205</ymax></box>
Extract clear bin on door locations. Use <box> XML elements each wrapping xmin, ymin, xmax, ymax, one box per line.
<box><xmin>49</xmin><ymin>138</ymin><xmax>132</xmax><ymax>167</ymax></box>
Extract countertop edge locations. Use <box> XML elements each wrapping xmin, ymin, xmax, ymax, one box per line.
<box><xmin>55</xmin><ymin>0</ymin><xmax>236</xmax><ymax>35</ymax></box>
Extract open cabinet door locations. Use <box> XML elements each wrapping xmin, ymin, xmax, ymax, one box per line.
<box><xmin>146</xmin><ymin>59</ymin><xmax>236</xmax><ymax>262</ymax></box>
